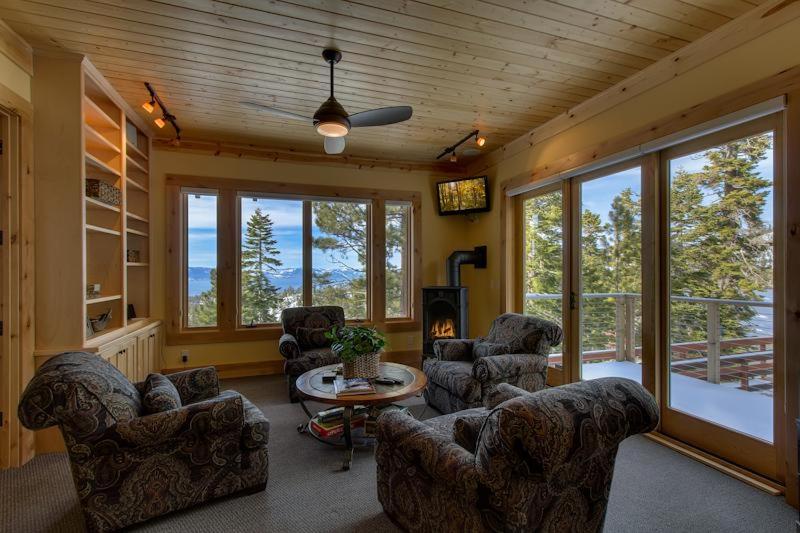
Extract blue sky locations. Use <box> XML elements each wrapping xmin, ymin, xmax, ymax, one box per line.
<box><xmin>187</xmin><ymin>195</ymin><xmax>364</xmax><ymax>271</ymax></box>
<box><xmin>580</xmin><ymin>136</ymin><xmax>774</xmax><ymax>226</ymax></box>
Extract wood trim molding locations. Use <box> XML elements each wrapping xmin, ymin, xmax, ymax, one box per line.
<box><xmin>498</xmin><ymin>65</ymin><xmax>800</xmax><ymax>196</ymax></box>
<box><xmin>166</xmin><ymin>174</ymin><xmax>423</xmax><ymax>345</ymax></box>
<box><xmin>645</xmin><ymin>432</ymin><xmax>783</xmax><ymax>496</ymax></box>
<box><xmin>154</xmin><ymin>137</ymin><xmax>465</xmax><ymax>173</ymax></box>
<box><xmin>161</xmin><ymin>350</ymin><xmax>424</xmax><ymax>378</ymax></box>
<box><xmin>468</xmin><ymin>0</ymin><xmax>800</xmax><ymax>175</ymax></box>
<box><xmin>0</xmin><ymin>18</ymin><xmax>32</xmax><ymax>76</ymax></box>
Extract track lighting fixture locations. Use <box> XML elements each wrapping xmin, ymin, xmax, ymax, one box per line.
<box><xmin>437</xmin><ymin>129</ymin><xmax>485</xmax><ymax>162</ymax></box>
<box><xmin>142</xmin><ymin>82</ymin><xmax>181</xmax><ymax>141</ymax></box>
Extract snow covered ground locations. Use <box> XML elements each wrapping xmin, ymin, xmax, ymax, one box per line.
<box><xmin>581</xmin><ymin>361</ymin><xmax>773</xmax><ymax>443</ymax></box>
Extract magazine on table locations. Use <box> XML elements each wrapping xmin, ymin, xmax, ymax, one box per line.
<box><xmin>334</xmin><ymin>377</ymin><xmax>375</xmax><ymax>396</ymax></box>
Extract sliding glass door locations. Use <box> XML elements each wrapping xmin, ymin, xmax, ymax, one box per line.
<box><xmin>574</xmin><ymin>164</ymin><xmax>644</xmax><ymax>383</ymax></box>
<box><xmin>661</xmin><ymin>115</ymin><xmax>783</xmax><ymax>479</ymax></box>
<box><xmin>518</xmin><ymin>183</ymin><xmax>570</xmax><ymax>385</ymax></box>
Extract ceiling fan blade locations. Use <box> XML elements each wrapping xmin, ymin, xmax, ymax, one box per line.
<box><xmin>348</xmin><ymin>106</ymin><xmax>412</xmax><ymax>127</ymax></box>
<box><xmin>240</xmin><ymin>101</ymin><xmax>310</xmax><ymax>122</ymax></box>
<box><xmin>324</xmin><ymin>136</ymin><xmax>346</xmax><ymax>155</ymax></box>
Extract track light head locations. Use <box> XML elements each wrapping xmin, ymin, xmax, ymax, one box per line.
<box><xmin>142</xmin><ymin>100</ymin><xmax>155</xmax><ymax>114</ymax></box>
<box><xmin>475</xmin><ymin>135</ymin><xmax>486</xmax><ymax>147</ymax></box>
<box><xmin>449</xmin><ymin>152</ymin><xmax>458</xmax><ymax>163</ymax></box>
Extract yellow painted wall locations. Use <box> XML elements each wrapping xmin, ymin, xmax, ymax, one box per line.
<box><xmin>464</xmin><ymin>19</ymin><xmax>800</xmax><ymax>336</ymax></box>
<box><xmin>150</xmin><ymin>150</ymin><xmax>469</xmax><ymax>368</ymax></box>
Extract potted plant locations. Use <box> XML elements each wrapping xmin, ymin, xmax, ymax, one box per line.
<box><xmin>326</xmin><ymin>325</ymin><xmax>386</xmax><ymax>379</ymax></box>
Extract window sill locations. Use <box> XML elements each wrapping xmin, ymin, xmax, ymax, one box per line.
<box><xmin>384</xmin><ymin>320</ymin><xmax>420</xmax><ymax>333</ymax></box>
<box><xmin>167</xmin><ymin>320</ymin><xmax>420</xmax><ymax>345</ymax></box>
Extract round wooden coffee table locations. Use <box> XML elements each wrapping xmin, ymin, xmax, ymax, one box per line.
<box><xmin>295</xmin><ymin>362</ymin><xmax>427</xmax><ymax>470</ymax></box>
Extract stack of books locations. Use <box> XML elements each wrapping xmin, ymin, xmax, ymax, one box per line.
<box><xmin>310</xmin><ymin>406</ymin><xmax>369</xmax><ymax>438</ymax></box>
<box><xmin>333</xmin><ymin>377</ymin><xmax>375</xmax><ymax>396</ymax></box>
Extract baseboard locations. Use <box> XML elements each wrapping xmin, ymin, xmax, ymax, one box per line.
<box><xmin>645</xmin><ymin>432</ymin><xmax>783</xmax><ymax>496</ymax></box>
<box><xmin>161</xmin><ymin>350</ymin><xmax>423</xmax><ymax>378</ymax></box>
<box><xmin>161</xmin><ymin>359</ymin><xmax>285</xmax><ymax>379</ymax></box>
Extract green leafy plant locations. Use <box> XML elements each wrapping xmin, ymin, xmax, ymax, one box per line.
<box><xmin>325</xmin><ymin>325</ymin><xmax>386</xmax><ymax>363</ymax></box>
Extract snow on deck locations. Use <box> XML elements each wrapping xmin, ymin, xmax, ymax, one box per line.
<box><xmin>581</xmin><ymin>361</ymin><xmax>773</xmax><ymax>443</ymax></box>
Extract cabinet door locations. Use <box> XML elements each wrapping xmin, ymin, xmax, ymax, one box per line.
<box><xmin>137</xmin><ymin>331</ymin><xmax>150</xmax><ymax>377</ymax></box>
<box><xmin>120</xmin><ymin>337</ymin><xmax>138</xmax><ymax>381</ymax></box>
<box><xmin>151</xmin><ymin>326</ymin><xmax>163</xmax><ymax>373</ymax></box>
<box><xmin>99</xmin><ymin>344</ymin><xmax>121</xmax><ymax>372</ymax></box>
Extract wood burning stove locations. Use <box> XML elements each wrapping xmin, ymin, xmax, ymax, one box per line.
<box><xmin>422</xmin><ymin>287</ymin><xmax>468</xmax><ymax>355</ymax></box>
<box><xmin>422</xmin><ymin>246</ymin><xmax>486</xmax><ymax>355</ymax></box>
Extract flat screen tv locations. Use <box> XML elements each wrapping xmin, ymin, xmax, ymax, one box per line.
<box><xmin>436</xmin><ymin>176</ymin><xmax>490</xmax><ymax>216</ymax></box>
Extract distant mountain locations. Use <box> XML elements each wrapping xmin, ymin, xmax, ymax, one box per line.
<box><xmin>187</xmin><ymin>266</ymin><xmax>360</xmax><ymax>296</ymax></box>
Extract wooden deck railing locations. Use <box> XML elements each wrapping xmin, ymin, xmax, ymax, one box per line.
<box><xmin>525</xmin><ymin>293</ymin><xmax>773</xmax><ymax>391</ymax></box>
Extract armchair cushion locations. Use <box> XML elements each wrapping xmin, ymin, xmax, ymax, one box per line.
<box><xmin>109</xmin><ymin>389</ymin><xmax>244</xmax><ymax>449</ymax></box>
<box><xmin>165</xmin><ymin>367</ymin><xmax>219</xmax><ymax>405</ymax></box>
<box><xmin>452</xmin><ymin>412</ymin><xmax>489</xmax><ymax>454</ymax></box>
<box><xmin>422</xmin><ymin>359</ymin><xmax>481</xmax><ymax>404</ymax></box>
<box><xmin>486</xmin><ymin>313</ymin><xmax>563</xmax><ymax>354</ymax></box>
<box><xmin>142</xmin><ymin>373</ymin><xmax>182</xmax><ymax>414</ymax></box>
<box><xmin>295</xmin><ymin>326</ymin><xmax>331</xmax><ymax>349</ymax></box>
<box><xmin>472</xmin><ymin>353</ymin><xmax>548</xmax><ymax>383</ymax></box>
<box><xmin>433</xmin><ymin>338</ymin><xmax>473</xmax><ymax>361</ymax></box>
<box><xmin>472</xmin><ymin>341</ymin><xmax>512</xmax><ymax>359</ymax></box>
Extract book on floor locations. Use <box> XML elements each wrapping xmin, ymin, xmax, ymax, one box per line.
<box><xmin>334</xmin><ymin>377</ymin><xmax>375</xmax><ymax>396</ymax></box>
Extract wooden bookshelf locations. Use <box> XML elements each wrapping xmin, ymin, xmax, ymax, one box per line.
<box><xmin>33</xmin><ymin>55</ymin><xmax>156</xmax><ymax>356</ymax></box>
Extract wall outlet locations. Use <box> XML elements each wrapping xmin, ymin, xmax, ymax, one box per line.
<box><xmin>181</xmin><ymin>350</ymin><xmax>189</xmax><ymax>364</ymax></box>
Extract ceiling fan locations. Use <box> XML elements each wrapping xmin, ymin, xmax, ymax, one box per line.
<box><xmin>241</xmin><ymin>49</ymin><xmax>413</xmax><ymax>155</ymax></box>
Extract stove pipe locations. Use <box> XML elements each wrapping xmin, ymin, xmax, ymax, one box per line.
<box><xmin>446</xmin><ymin>245</ymin><xmax>487</xmax><ymax>286</ymax></box>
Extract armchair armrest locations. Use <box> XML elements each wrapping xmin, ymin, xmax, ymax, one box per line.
<box><xmin>279</xmin><ymin>333</ymin><xmax>301</xmax><ymax>360</ymax></box>
<box><xmin>472</xmin><ymin>353</ymin><xmax>547</xmax><ymax>383</ymax></box>
<box><xmin>165</xmin><ymin>367</ymin><xmax>219</xmax><ymax>405</ymax></box>
<box><xmin>484</xmin><ymin>382</ymin><xmax>530</xmax><ymax>409</ymax></box>
<box><xmin>97</xmin><ymin>390</ymin><xmax>245</xmax><ymax>449</ymax></box>
<box><xmin>433</xmin><ymin>339</ymin><xmax>474</xmax><ymax>361</ymax></box>
<box><xmin>376</xmin><ymin>411</ymin><xmax>480</xmax><ymax>491</ymax></box>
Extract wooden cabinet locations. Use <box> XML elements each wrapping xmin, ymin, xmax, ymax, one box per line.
<box><xmin>95</xmin><ymin>321</ymin><xmax>163</xmax><ymax>383</ymax></box>
<box><xmin>32</xmin><ymin>51</ymin><xmax>154</xmax><ymax>358</ymax></box>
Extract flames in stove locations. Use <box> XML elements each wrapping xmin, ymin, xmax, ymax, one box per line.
<box><xmin>429</xmin><ymin>318</ymin><xmax>456</xmax><ymax>339</ymax></box>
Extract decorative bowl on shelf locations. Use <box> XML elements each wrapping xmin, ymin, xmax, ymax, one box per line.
<box><xmin>90</xmin><ymin>309</ymin><xmax>112</xmax><ymax>333</ymax></box>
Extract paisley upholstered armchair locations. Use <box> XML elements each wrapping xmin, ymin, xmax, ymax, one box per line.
<box><xmin>279</xmin><ymin>305</ymin><xmax>345</xmax><ymax>401</ymax></box>
<box><xmin>18</xmin><ymin>352</ymin><xmax>270</xmax><ymax>532</ymax></box>
<box><xmin>424</xmin><ymin>313</ymin><xmax>563</xmax><ymax>414</ymax></box>
<box><xmin>376</xmin><ymin>377</ymin><xmax>659</xmax><ymax>533</ymax></box>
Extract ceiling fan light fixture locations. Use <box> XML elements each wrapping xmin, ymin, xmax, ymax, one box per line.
<box><xmin>316</xmin><ymin>118</ymin><xmax>350</xmax><ymax>137</ymax></box>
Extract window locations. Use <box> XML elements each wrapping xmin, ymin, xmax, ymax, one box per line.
<box><xmin>386</xmin><ymin>201</ymin><xmax>412</xmax><ymax>319</ymax></box>
<box><xmin>239</xmin><ymin>195</ymin><xmax>304</xmax><ymax>327</ymax></box>
<box><xmin>312</xmin><ymin>200</ymin><xmax>369</xmax><ymax>319</ymax></box>
<box><xmin>168</xmin><ymin>176</ymin><xmax>420</xmax><ymax>342</ymax></box>
<box><xmin>185</xmin><ymin>191</ymin><xmax>218</xmax><ymax>328</ymax></box>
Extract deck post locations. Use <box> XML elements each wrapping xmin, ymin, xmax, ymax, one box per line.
<box><xmin>615</xmin><ymin>296</ymin><xmax>625</xmax><ymax>361</ymax></box>
<box><xmin>625</xmin><ymin>295</ymin><xmax>636</xmax><ymax>362</ymax></box>
<box><xmin>706</xmin><ymin>301</ymin><xmax>721</xmax><ymax>384</ymax></box>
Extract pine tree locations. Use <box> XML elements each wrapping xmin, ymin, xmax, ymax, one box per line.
<box><xmin>240</xmin><ymin>208</ymin><xmax>282</xmax><ymax>325</ymax></box>
<box><xmin>608</xmin><ymin>188</ymin><xmax>641</xmax><ymax>293</ymax></box>
<box><xmin>189</xmin><ymin>268</ymin><xmax>217</xmax><ymax>327</ymax></box>
<box><xmin>311</xmin><ymin>201</ymin><xmax>369</xmax><ymax>318</ymax></box>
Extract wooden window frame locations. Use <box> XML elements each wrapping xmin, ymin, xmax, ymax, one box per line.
<box><xmin>166</xmin><ymin>174</ymin><xmax>421</xmax><ymax>344</ymax></box>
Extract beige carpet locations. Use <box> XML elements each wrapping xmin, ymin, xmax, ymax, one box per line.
<box><xmin>1</xmin><ymin>375</ymin><xmax>795</xmax><ymax>532</ymax></box>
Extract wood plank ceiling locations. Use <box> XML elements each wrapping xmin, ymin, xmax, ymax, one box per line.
<box><xmin>2</xmin><ymin>0</ymin><xmax>764</xmax><ymax>162</ymax></box>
